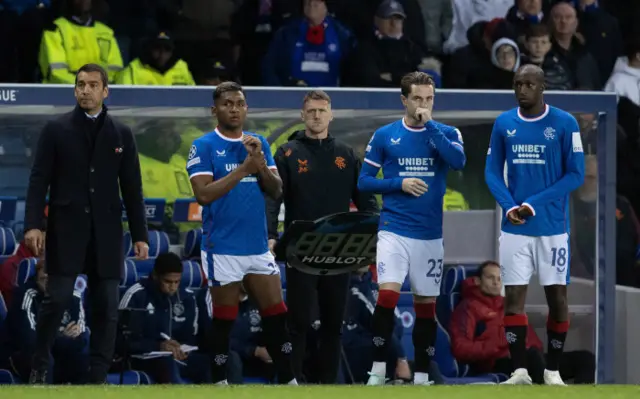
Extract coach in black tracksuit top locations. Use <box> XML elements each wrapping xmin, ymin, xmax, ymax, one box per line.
<box><xmin>266</xmin><ymin>90</ymin><xmax>378</xmax><ymax>384</ymax></box>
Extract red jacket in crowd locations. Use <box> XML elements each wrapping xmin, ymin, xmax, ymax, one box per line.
<box><xmin>0</xmin><ymin>240</ymin><xmax>36</xmax><ymax>307</ymax></box>
<box><xmin>449</xmin><ymin>278</ymin><xmax>542</xmax><ymax>372</ymax></box>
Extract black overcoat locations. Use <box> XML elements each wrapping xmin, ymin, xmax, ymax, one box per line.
<box><xmin>25</xmin><ymin>105</ymin><xmax>148</xmax><ymax>279</ymax></box>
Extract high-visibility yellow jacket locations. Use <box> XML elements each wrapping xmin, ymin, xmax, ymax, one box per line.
<box><xmin>443</xmin><ymin>187</ymin><xmax>470</xmax><ymax>211</ymax></box>
<box><xmin>116</xmin><ymin>58</ymin><xmax>195</xmax><ymax>86</ymax></box>
<box><xmin>39</xmin><ymin>17</ymin><xmax>123</xmax><ymax>84</ymax></box>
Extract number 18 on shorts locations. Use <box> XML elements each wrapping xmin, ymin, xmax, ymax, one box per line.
<box><xmin>499</xmin><ymin>232</ymin><xmax>570</xmax><ymax>286</ymax></box>
<box><xmin>376</xmin><ymin>231</ymin><xmax>444</xmax><ymax>297</ymax></box>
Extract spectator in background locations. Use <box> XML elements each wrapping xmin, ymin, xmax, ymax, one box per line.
<box><xmin>549</xmin><ymin>1</ymin><xmax>600</xmax><ymax>90</ymax></box>
<box><xmin>115</xmin><ymin>32</ymin><xmax>195</xmax><ymax>85</ymax></box>
<box><xmin>445</xmin><ymin>18</ymin><xmax>516</xmax><ymax>88</ymax></box>
<box><xmin>38</xmin><ymin>0</ymin><xmax>122</xmax><ymax>83</ymax></box>
<box><xmin>450</xmin><ymin>261</ymin><xmax>595</xmax><ymax>383</ymax></box>
<box><xmin>0</xmin><ymin>0</ymin><xmax>52</xmax><ymax>82</ymax></box>
<box><xmin>230</xmin><ymin>0</ymin><xmax>297</xmax><ymax>85</ymax></box>
<box><xmin>197</xmin><ymin>59</ymin><xmax>237</xmax><ymax>86</ymax></box>
<box><xmin>607</xmin><ymin>37</ymin><xmax>640</xmax><ymax>215</ymax></box>
<box><xmin>468</xmin><ymin>37</ymin><xmax>520</xmax><ymax>89</ymax></box>
<box><xmin>106</xmin><ymin>0</ymin><xmax>182</xmax><ymax>65</ymax></box>
<box><xmin>333</xmin><ymin>0</ymin><xmax>427</xmax><ymax>53</ymax></box>
<box><xmin>443</xmin><ymin>187</ymin><xmax>469</xmax><ymax>211</ymax></box>
<box><xmin>522</xmin><ymin>24</ymin><xmax>574</xmax><ymax>90</ymax></box>
<box><xmin>5</xmin><ymin>261</ymin><xmax>89</xmax><ymax>383</ymax></box>
<box><xmin>262</xmin><ymin>0</ymin><xmax>355</xmax><ymax>87</ymax></box>
<box><xmin>442</xmin><ymin>0</ymin><xmax>513</xmax><ymax>55</ymax></box>
<box><xmin>119</xmin><ymin>253</ymin><xmax>210</xmax><ymax>384</ymax></box>
<box><xmin>506</xmin><ymin>0</ymin><xmax>546</xmax><ymax>48</ymax></box>
<box><xmin>174</xmin><ymin>0</ymin><xmax>236</xmax><ymax>76</ymax></box>
<box><xmin>572</xmin><ymin>156</ymin><xmax>640</xmax><ymax>287</ymax></box>
<box><xmin>605</xmin><ymin>38</ymin><xmax>640</xmax><ymax>107</ymax></box>
<box><xmin>344</xmin><ymin>1</ymin><xmax>428</xmax><ymax>87</ymax></box>
<box><xmin>416</xmin><ymin>0</ymin><xmax>452</xmax><ymax>56</ymax></box>
<box><xmin>0</xmin><ymin>231</ymin><xmax>43</xmax><ymax>307</ymax></box>
<box><xmin>572</xmin><ymin>0</ymin><xmax>622</xmax><ymax>84</ymax></box>
<box><xmin>135</xmin><ymin>120</ymin><xmax>192</xmax><ymax>240</ymax></box>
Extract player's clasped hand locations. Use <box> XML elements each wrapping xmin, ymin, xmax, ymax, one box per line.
<box><xmin>414</xmin><ymin>107</ymin><xmax>432</xmax><ymax>123</ymax></box>
<box><xmin>401</xmin><ymin>178</ymin><xmax>428</xmax><ymax>197</ymax></box>
<box><xmin>242</xmin><ymin>134</ymin><xmax>262</xmax><ymax>155</ymax></box>
<box><xmin>506</xmin><ymin>208</ymin><xmax>525</xmax><ymax>225</ymax></box>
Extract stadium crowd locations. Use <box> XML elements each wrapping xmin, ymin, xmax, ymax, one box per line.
<box><xmin>0</xmin><ymin>0</ymin><xmax>639</xmax><ymax>386</ymax></box>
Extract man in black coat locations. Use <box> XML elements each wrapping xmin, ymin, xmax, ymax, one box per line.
<box><xmin>266</xmin><ymin>90</ymin><xmax>379</xmax><ymax>383</ymax></box>
<box><xmin>24</xmin><ymin>63</ymin><xmax>149</xmax><ymax>384</ymax></box>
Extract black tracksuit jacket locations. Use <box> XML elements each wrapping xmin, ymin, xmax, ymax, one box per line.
<box><xmin>266</xmin><ymin>131</ymin><xmax>378</xmax><ymax>239</ymax></box>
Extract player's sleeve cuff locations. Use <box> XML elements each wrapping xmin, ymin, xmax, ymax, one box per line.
<box><xmin>521</xmin><ymin>202</ymin><xmax>536</xmax><ymax>216</ymax></box>
<box><xmin>189</xmin><ymin>171</ymin><xmax>214</xmax><ymax>179</ymax></box>
<box><xmin>364</xmin><ymin>158</ymin><xmax>381</xmax><ymax>168</ymax></box>
<box><xmin>268</xmin><ymin>165</ymin><xmax>278</xmax><ymax>170</ymax></box>
<box><xmin>506</xmin><ymin>206</ymin><xmax>519</xmax><ymax>217</ymax></box>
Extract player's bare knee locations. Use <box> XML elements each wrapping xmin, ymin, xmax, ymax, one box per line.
<box><xmin>504</xmin><ymin>285</ymin><xmax>528</xmax><ymax>314</ymax></box>
<box><xmin>211</xmin><ymin>282</ymin><xmax>241</xmax><ymax>307</ymax></box>
<box><xmin>544</xmin><ymin>285</ymin><xmax>568</xmax><ymax>319</ymax></box>
<box><xmin>413</xmin><ymin>295</ymin><xmax>436</xmax><ymax>304</ymax></box>
<box><xmin>244</xmin><ymin>273</ymin><xmax>283</xmax><ymax>309</ymax></box>
<box><xmin>378</xmin><ymin>282</ymin><xmax>401</xmax><ymax>293</ymax></box>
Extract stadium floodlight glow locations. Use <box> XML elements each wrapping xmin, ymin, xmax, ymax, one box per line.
<box><xmin>0</xmin><ymin>84</ymin><xmax>617</xmax><ymax>384</ymax></box>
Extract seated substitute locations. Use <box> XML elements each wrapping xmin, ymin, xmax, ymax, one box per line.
<box><xmin>118</xmin><ymin>253</ymin><xmax>210</xmax><ymax>383</ymax></box>
<box><xmin>5</xmin><ymin>261</ymin><xmax>89</xmax><ymax>383</ymax></box>
<box><xmin>449</xmin><ymin>261</ymin><xmax>595</xmax><ymax>384</ymax></box>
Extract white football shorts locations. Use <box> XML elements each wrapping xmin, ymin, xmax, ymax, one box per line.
<box><xmin>201</xmin><ymin>250</ymin><xmax>280</xmax><ymax>286</ymax></box>
<box><xmin>376</xmin><ymin>230</ymin><xmax>444</xmax><ymax>297</ymax></box>
<box><xmin>499</xmin><ymin>232</ymin><xmax>570</xmax><ymax>286</ymax></box>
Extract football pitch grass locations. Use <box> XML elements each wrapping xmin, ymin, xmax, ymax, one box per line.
<box><xmin>1</xmin><ymin>385</ymin><xmax>640</xmax><ymax>399</ymax></box>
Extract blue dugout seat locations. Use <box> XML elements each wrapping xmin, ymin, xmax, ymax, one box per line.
<box><xmin>183</xmin><ymin>228</ymin><xmax>202</xmax><ymax>259</ymax></box>
<box><xmin>15</xmin><ymin>257</ymin><xmax>37</xmax><ymax>287</ymax></box>
<box><xmin>182</xmin><ymin>260</ymin><xmax>204</xmax><ymax>289</ymax></box>
<box><xmin>0</xmin><ymin>227</ymin><xmax>17</xmax><ymax>265</ymax></box>
<box><xmin>123</xmin><ymin>230</ymin><xmax>170</xmax><ymax>259</ymax></box>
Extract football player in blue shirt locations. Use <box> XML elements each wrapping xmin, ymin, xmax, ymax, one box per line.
<box><xmin>358</xmin><ymin>72</ymin><xmax>466</xmax><ymax>385</ymax></box>
<box><xmin>186</xmin><ymin>82</ymin><xmax>297</xmax><ymax>385</ymax></box>
<box><xmin>485</xmin><ymin>65</ymin><xmax>585</xmax><ymax>385</ymax></box>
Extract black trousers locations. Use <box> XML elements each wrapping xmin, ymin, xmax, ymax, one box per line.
<box><xmin>285</xmin><ymin>267</ymin><xmax>350</xmax><ymax>384</ymax></box>
<box><xmin>32</xmin><ymin>240</ymin><xmax>120</xmax><ymax>383</ymax></box>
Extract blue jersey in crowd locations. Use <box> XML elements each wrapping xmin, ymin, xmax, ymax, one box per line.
<box><xmin>186</xmin><ymin>129</ymin><xmax>277</xmax><ymax>256</ymax></box>
<box><xmin>358</xmin><ymin>118</ymin><xmax>466</xmax><ymax>240</ymax></box>
<box><xmin>485</xmin><ymin>105</ymin><xmax>585</xmax><ymax>237</ymax></box>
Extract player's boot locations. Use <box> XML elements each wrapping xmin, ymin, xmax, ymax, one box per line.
<box><xmin>366</xmin><ymin>372</ymin><xmax>387</xmax><ymax>386</ymax></box>
<box><xmin>500</xmin><ymin>368</ymin><xmax>533</xmax><ymax>385</ymax></box>
<box><xmin>413</xmin><ymin>372</ymin><xmax>434</xmax><ymax>386</ymax></box>
<box><xmin>543</xmin><ymin>369</ymin><xmax>567</xmax><ymax>386</ymax></box>
<box><xmin>215</xmin><ymin>379</ymin><xmax>229</xmax><ymax>385</ymax></box>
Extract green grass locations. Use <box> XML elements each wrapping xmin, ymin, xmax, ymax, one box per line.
<box><xmin>1</xmin><ymin>385</ymin><xmax>640</xmax><ymax>399</ymax></box>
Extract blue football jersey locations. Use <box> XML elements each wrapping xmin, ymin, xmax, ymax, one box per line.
<box><xmin>485</xmin><ymin>104</ymin><xmax>585</xmax><ymax>237</ymax></box>
<box><xmin>186</xmin><ymin>129</ymin><xmax>277</xmax><ymax>255</ymax></box>
<box><xmin>358</xmin><ymin>119</ymin><xmax>466</xmax><ymax>240</ymax></box>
